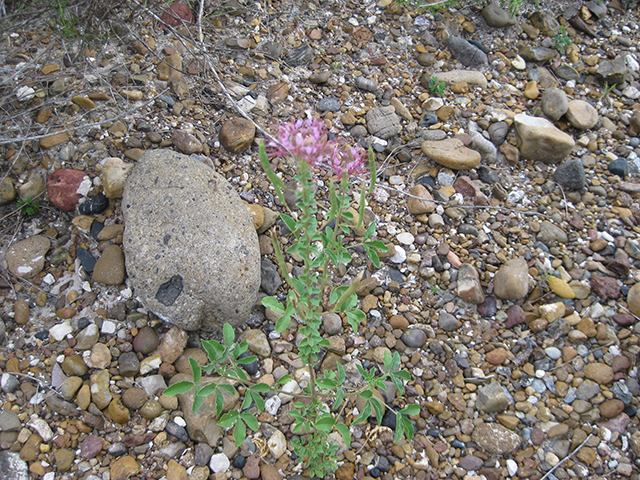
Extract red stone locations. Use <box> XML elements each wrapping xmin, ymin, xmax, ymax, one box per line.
<box><xmin>80</xmin><ymin>434</ymin><xmax>103</xmax><ymax>459</ymax></box>
<box><xmin>590</xmin><ymin>275</ymin><xmax>621</xmax><ymax>299</ymax></box>
<box><xmin>47</xmin><ymin>168</ymin><xmax>85</xmax><ymax>211</ymax></box>
<box><xmin>160</xmin><ymin>2</ymin><xmax>194</xmax><ymax>28</ymax></box>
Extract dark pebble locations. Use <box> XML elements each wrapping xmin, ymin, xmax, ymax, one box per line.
<box><xmin>458</xmin><ymin>224</ymin><xmax>478</xmax><ymax>236</ymax></box>
<box><xmin>90</xmin><ymin>220</ymin><xmax>104</xmax><ymax>239</ymax></box>
<box><xmin>624</xmin><ymin>405</ymin><xmax>637</xmax><ymax>417</ymax></box>
<box><xmin>284</xmin><ymin>44</ymin><xmax>313</xmax><ymax>66</ymax></box>
<box><xmin>316</xmin><ymin>97</ymin><xmax>342</xmax><ymax>112</ymax></box>
<box><xmin>76</xmin><ymin>247</ymin><xmax>96</xmax><ymax>273</ymax></box>
<box><xmin>165</xmin><ymin>422</ymin><xmax>189</xmax><ymax>442</ymax></box>
<box><xmin>194</xmin><ymin>443</ymin><xmax>214</xmax><ymax>466</ymax></box>
<box><xmin>476</xmin><ymin>296</ymin><xmax>497</xmax><ymax>317</ymax></box>
<box><xmin>261</xmin><ymin>260</ymin><xmax>282</xmax><ymax>295</ymax></box>
<box><xmin>370</xmin><ymin>467</ymin><xmax>381</xmax><ymax>478</ymax></box>
<box><xmin>158</xmin><ymin>95</ymin><xmax>176</xmax><ymax>106</ymax></box>
<box><xmin>376</xmin><ymin>456</ymin><xmax>391</xmax><ymax>472</ymax></box>
<box><xmin>34</xmin><ymin>331</ymin><xmax>49</xmax><ymax>340</ymax></box>
<box><xmin>609</xmin><ymin>158</ymin><xmax>629</xmax><ymax>178</ymax></box>
<box><xmin>477</xmin><ymin>165</ymin><xmax>500</xmax><ymax>184</ymax></box>
<box><xmin>78</xmin><ymin>317</ymin><xmax>91</xmax><ymax>330</ymax></box>
<box><xmin>450</xmin><ymin>439</ymin><xmax>466</xmax><ymax>449</ymax></box>
<box><xmin>233</xmin><ymin>455</ymin><xmax>247</xmax><ymax>468</ymax></box>
<box><xmin>108</xmin><ymin>442</ymin><xmax>127</xmax><ymax>456</ymax></box>
<box><xmin>381</xmin><ymin>409</ymin><xmax>397</xmax><ymax>430</ymax></box>
<box><xmin>419</xmin><ymin>111</ymin><xmax>439</xmax><ymax>127</ymax></box>
<box><xmin>79</xmin><ymin>193</ymin><xmax>109</xmax><ymax>215</ymax></box>
<box><xmin>240</xmin><ymin>351</ymin><xmax>259</xmax><ymax>376</ymax></box>
<box><xmin>416</xmin><ymin>175</ymin><xmax>436</xmax><ymax>188</ymax></box>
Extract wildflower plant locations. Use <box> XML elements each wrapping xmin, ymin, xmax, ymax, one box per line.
<box><xmin>164</xmin><ymin>118</ymin><xmax>418</xmax><ymax>477</ymax></box>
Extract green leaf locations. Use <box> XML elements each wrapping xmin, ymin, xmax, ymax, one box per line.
<box><xmin>371</xmin><ymin>397</ymin><xmax>384</xmax><ymax>424</ymax></box>
<box><xmin>366</xmin><ymin>240</ymin><xmax>387</xmax><ymax>251</ymax></box>
<box><xmin>400</xmin><ymin>404</ymin><xmax>420</xmax><ymax>416</ymax></box>
<box><xmin>251</xmin><ymin>383</ymin><xmax>271</xmax><ymax>393</ymax></box>
<box><xmin>337</xmin><ymin>363</ymin><xmax>346</xmax><ymax>384</ymax></box>
<box><xmin>363</xmin><ymin>221</ymin><xmax>376</xmax><ymax>241</ymax></box>
<box><xmin>315</xmin><ymin>413</ymin><xmax>336</xmax><ymax>432</ymax></box>
<box><xmin>402</xmin><ymin>416</ymin><xmax>415</xmax><ymax>440</ymax></box>
<box><xmin>335</xmin><ymin>387</ymin><xmax>344</xmax><ymax>409</ymax></box>
<box><xmin>223</xmin><ymin>323</ymin><xmax>235</xmax><ymax>346</ymax></box>
<box><xmin>275</xmin><ymin>313</ymin><xmax>291</xmax><ymax>332</ymax></box>
<box><xmin>163</xmin><ymin>381</ymin><xmax>194</xmax><ymax>396</ymax></box>
<box><xmin>262</xmin><ymin>296</ymin><xmax>284</xmax><ymax>313</ymax></box>
<box><xmin>240</xmin><ymin>412</ymin><xmax>259</xmax><ymax>431</ymax></box>
<box><xmin>369</xmin><ymin>249</ymin><xmax>380</xmax><ymax>269</ymax></box>
<box><xmin>189</xmin><ymin>357</ymin><xmax>202</xmax><ymax>384</ymax></box>
<box><xmin>218</xmin><ymin>410</ymin><xmax>238</xmax><ymax>428</ymax></box>
<box><xmin>237</xmin><ymin>355</ymin><xmax>258</xmax><ymax>365</ymax></box>
<box><xmin>215</xmin><ymin>389</ymin><xmax>224</xmax><ymax>417</ymax></box>
<box><xmin>281</xmin><ymin>213</ymin><xmax>298</xmax><ymax>233</ymax></box>
<box><xmin>218</xmin><ymin>383</ymin><xmax>236</xmax><ymax>395</ymax></box>
<box><xmin>234</xmin><ymin>420</ymin><xmax>246</xmax><ymax>447</ymax></box>
<box><xmin>336</xmin><ymin>422</ymin><xmax>351</xmax><ymax>448</ymax></box>
<box><xmin>192</xmin><ymin>393</ymin><xmax>204</xmax><ymax>413</ymax></box>
<box><xmin>353</xmin><ymin>401</ymin><xmax>371</xmax><ymax>425</ymax></box>
<box><xmin>259</xmin><ymin>141</ymin><xmax>288</xmax><ymax>208</ymax></box>
<box><xmin>251</xmin><ymin>391</ymin><xmax>265</xmax><ymax>412</ymax></box>
<box><xmin>357</xmin><ymin>183</ymin><xmax>367</xmax><ymax>229</ymax></box>
<box><xmin>277</xmin><ymin>374</ymin><xmax>292</xmax><ymax>385</ymax></box>
<box><xmin>316</xmin><ymin>378</ymin><xmax>337</xmax><ymax>390</ymax></box>
<box><xmin>343</xmin><ymin>210</ymin><xmax>354</xmax><ymax>221</ymax></box>
<box><xmin>346</xmin><ymin>309</ymin><xmax>365</xmax><ymax>332</ymax></box>
<box><xmin>199</xmin><ymin>383</ymin><xmax>217</xmax><ymax>397</ymax></box>
<box><xmin>394</xmin><ymin>370</ymin><xmax>411</xmax><ymax>381</ymax></box>
<box><xmin>393</xmin><ymin>415</ymin><xmax>405</xmax><ymax>444</ymax></box>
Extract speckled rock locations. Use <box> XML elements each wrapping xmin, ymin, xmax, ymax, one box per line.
<box><xmin>5</xmin><ymin>236</ymin><xmax>50</xmax><ymax>279</ymax></box>
<box><xmin>122</xmin><ymin>150</ymin><xmax>261</xmax><ymax>332</ymax></box>
<box><xmin>472</xmin><ymin>422</ymin><xmax>521</xmax><ymax>455</ymax></box>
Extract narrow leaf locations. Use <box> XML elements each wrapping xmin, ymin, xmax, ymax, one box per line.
<box><xmin>240</xmin><ymin>412</ymin><xmax>259</xmax><ymax>431</ymax></box>
<box><xmin>189</xmin><ymin>358</ymin><xmax>202</xmax><ymax>384</ymax></box>
<box><xmin>371</xmin><ymin>398</ymin><xmax>384</xmax><ymax>425</ymax></box>
<box><xmin>336</xmin><ymin>422</ymin><xmax>351</xmax><ymax>448</ymax></box>
<box><xmin>192</xmin><ymin>394</ymin><xmax>204</xmax><ymax>413</ymax></box>
<box><xmin>163</xmin><ymin>381</ymin><xmax>193</xmax><ymax>396</ymax></box>
<box><xmin>199</xmin><ymin>383</ymin><xmax>217</xmax><ymax>397</ymax></box>
<box><xmin>400</xmin><ymin>404</ymin><xmax>420</xmax><ymax>416</ymax></box>
<box><xmin>251</xmin><ymin>383</ymin><xmax>271</xmax><ymax>393</ymax></box>
<box><xmin>223</xmin><ymin>323</ymin><xmax>235</xmax><ymax>346</ymax></box>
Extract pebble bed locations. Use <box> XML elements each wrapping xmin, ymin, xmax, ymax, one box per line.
<box><xmin>1</xmin><ymin>0</ymin><xmax>640</xmax><ymax>480</ymax></box>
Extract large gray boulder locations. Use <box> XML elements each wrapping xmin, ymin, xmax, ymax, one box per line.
<box><xmin>122</xmin><ymin>150</ymin><xmax>260</xmax><ymax>332</ymax></box>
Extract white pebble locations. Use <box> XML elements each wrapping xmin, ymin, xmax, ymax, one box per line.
<box><xmin>49</xmin><ymin>321</ymin><xmax>73</xmax><ymax>341</ymax></box>
<box><xmin>16</xmin><ymin>85</ymin><xmax>35</xmax><ymax>102</ymax></box>
<box><xmin>209</xmin><ymin>453</ymin><xmax>230</xmax><ymax>473</ymax></box>
<box><xmin>173</xmin><ymin>416</ymin><xmax>186</xmax><ymax>427</ymax></box>
<box><xmin>397</xmin><ymin>232</ymin><xmax>414</xmax><ymax>245</ymax></box>
<box><xmin>389</xmin><ymin>245</ymin><xmax>406</xmax><ymax>264</ymax></box>
<box><xmin>268</xmin><ymin>429</ymin><xmax>287</xmax><ymax>459</ymax></box>
<box><xmin>101</xmin><ymin>320</ymin><xmax>116</xmax><ymax>334</ymax></box>
<box><xmin>28</xmin><ymin>416</ymin><xmax>54</xmax><ymax>442</ymax></box>
<box><xmin>43</xmin><ymin>473</ymin><xmax>55</xmax><ymax>480</ymax></box>
<box><xmin>265</xmin><ymin>395</ymin><xmax>282</xmax><ymax>415</ymax></box>
<box><xmin>506</xmin><ymin>458</ymin><xmax>518</xmax><ymax>476</ymax></box>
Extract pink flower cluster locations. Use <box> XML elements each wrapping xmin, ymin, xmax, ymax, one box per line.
<box><xmin>268</xmin><ymin>118</ymin><xmax>367</xmax><ymax>178</ymax></box>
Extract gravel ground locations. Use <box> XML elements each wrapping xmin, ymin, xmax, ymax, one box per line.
<box><xmin>1</xmin><ymin>0</ymin><xmax>640</xmax><ymax>479</ymax></box>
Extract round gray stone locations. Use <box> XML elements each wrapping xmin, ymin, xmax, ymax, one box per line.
<box><xmin>122</xmin><ymin>150</ymin><xmax>261</xmax><ymax>332</ymax></box>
